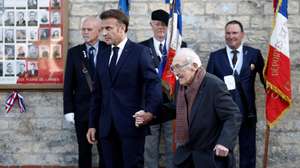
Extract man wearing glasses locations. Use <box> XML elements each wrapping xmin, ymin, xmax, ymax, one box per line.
<box><xmin>171</xmin><ymin>48</ymin><xmax>241</xmax><ymax>168</ymax></box>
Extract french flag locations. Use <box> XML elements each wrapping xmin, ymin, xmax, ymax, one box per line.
<box><xmin>161</xmin><ymin>0</ymin><xmax>183</xmax><ymax>98</ymax></box>
<box><xmin>118</xmin><ymin>0</ymin><xmax>130</xmax><ymax>16</ymax></box>
<box><xmin>264</xmin><ymin>0</ymin><xmax>291</xmax><ymax>127</ymax></box>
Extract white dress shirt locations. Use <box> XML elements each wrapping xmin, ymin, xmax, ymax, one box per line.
<box><xmin>86</xmin><ymin>41</ymin><xmax>99</xmax><ymax>65</ymax></box>
<box><xmin>152</xmin><ymin>37</ymin><xmax>165</xmax><ymax>58</ymax></box>
<box><xmin>226</xmin><ymin>44</ymin><xmax>243</xmax><ymax>74</ymax></box>
<box><xmin>109</xmin><ymin>37</ymin><xmax>128</xmax><ymax>65</ymax></box>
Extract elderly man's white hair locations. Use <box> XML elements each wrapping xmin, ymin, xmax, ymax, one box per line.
<box><xmin>80</xmin><ymin>16</ymin><xmax>101</xmax><ymax>29</ymax></box>
<box><xmin>174</xmin><ymin>48</ymin><xmax>202</xmax><ymax>67</ymax></box>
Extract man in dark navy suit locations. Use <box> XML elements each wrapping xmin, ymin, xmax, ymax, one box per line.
<box><xmin>140</xmin><ymin>9</ymin><xmax>187</xmax><ymax>168</ymax></box>
<box><xmin>63</xmin><ymin>16</ymin><xmax>105</xmax><ymax>168</ymax></box>
<box><xmin>207</xmin><ymin>20</ymin><xmax>265</xmax><ymax>168</ymax></box>
<box><xmin>87</xmin><ymin>9</ymin><xmax>162</xmax><ymax>168</ymax></box>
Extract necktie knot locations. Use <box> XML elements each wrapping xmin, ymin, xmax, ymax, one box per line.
<box><xmin>89</xmin><ymin>47</ymin><xmax>95</xmax><ymax>57</ymax></box>
<box><xmin>231</xmin><ymin>49</ymin><xmax>238</xmax><ymax>54</ymax></box>
<box><xmin>113</xmin><ymin>47</ymin><xmax>119</xmax><ymax>56</ymax></box>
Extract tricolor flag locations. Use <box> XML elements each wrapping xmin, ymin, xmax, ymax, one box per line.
<box><xmin>161</xmin><ymin>0</ymin><xmax>183</xmax><ymax>99</ymax></box>
<box><xmin>118</xmin><ymin>0</ymin><xmax>130</xmax><ymax>16</ymax></box>
<box><xmin>5</xmin><ymin>91</ymin><xmax>26</xmax><ymax>113</ymax></box>
<box><xmin>264</xmin><ymin>0</ymin><xmax>291</xmax><ymax>127</ymax></box>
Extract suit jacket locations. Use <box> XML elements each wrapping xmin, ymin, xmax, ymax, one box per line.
<box><xmin>206</xmin><ymin>46</ymin><xmax>265</xmax><ymax>123</ymax></box>
<box><xmin>89</xmin><ymin>39</ymin><xmax>162</xmax><ymax>138</ymax></box>
<box><xmin>16</xmin><ymin>20</ymin><xmax>26</xmax><ymax>26</ymax></box>
<box><xmin>28</xmin><ymin>20</ymin><xmax>38</xmax><ymax>26</ymax></box>
<box><xmin>140</xmin><ymin>37</ymin><xmax>187</xmax><ymax>123</ymax></box>
<box><xmin>63</xmin><ymin>42</ymin><xmax>104</xmax><ymax>122</ymax></box>
<box><xmin>27</xmin><ymin>69</ymin><xmax>38</xmax><ymax>77</ymax></box>
<box><xmin>174</xmin><ymin>73</ymin><xmax>241</xmax><ymax>168</ymax></box>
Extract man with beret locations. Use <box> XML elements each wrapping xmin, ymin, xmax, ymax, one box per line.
<box><xmin>140</xmin><ymin>9</ymin><xmax>187</xmax><ymax>168</ymax></box>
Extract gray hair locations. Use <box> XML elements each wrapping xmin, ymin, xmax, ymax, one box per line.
<box><xmin>174</xmin><ymin>48</ymin><xmax>202</xmax><ymax>67</ymax></box>
<box><xmin>80</xmin><ymin>16</ymin><xmax>101</xmax><ymax>29</ymax></box>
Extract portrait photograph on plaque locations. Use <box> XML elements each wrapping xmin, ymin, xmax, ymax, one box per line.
<box><xmin>0</xmin><ymin>0</ymin><xmax>68</xmax><ymax>89</ymax></box>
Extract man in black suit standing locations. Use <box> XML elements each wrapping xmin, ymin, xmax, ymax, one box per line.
<box><xmin>87</xmin><ymin>9</ymin><xmax>162</xmax><ymax>168</ymax></box>
<box><xmin>63</xmin><ymin>16</ymin><xmax>105</xmax><ymax>168</ymax></box>
<box><xmin>140</xmin><ymin>9</ymin><xmax>187</xmax><ymax>168</ymax></box>
<box><xmin>207</xmin><ymin>20</ymin><xmax>265</xmax><ymax>168</ymax></box>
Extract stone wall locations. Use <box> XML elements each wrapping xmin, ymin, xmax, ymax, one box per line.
<box><xmin>0</xmin><ymin>0</ymin><xmax>300</xmax><ymax>167</ymax></box>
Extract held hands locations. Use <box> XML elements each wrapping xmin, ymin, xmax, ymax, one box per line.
<box><xmin>86</xmin><ymin>128</ymin><xmax>97</xmax><ymax>144</ymax></box>
<box><xmin>132</xmin><ymin>110</ymin><xmax>153</xmax><ymax>127</ymax></box>
<box><xmin>64</xmin><ymin>113</ymin><xmax>75</xmax><ymax>124</ymax></box>
<box><xmin>213</xmin><ymin>144</ymin><xmax>229</xmax><ymax>157</ymax></box>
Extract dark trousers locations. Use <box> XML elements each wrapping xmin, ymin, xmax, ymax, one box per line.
<box><xmin>173</xmin><ymin>153</ymin><xmax>232</xmax><ymax>168</ymax></box>
<box><xmin>75</xmin><ymin>120</ymin><xmax>105</xmax><ymax>168</ymax></box>
<box><xmin>239</xmin><ymin>121</ymin><xmax>256</xmax><ymax>168</ymax></box>
<box><xmin>100</xmin><ymin>124</ymin><xmax>145</xmax><ymax>168</ymax></box>
<box><xmin>173</xmin><ymin>155</ymin><xmax>194</xmax><ymax>168</ymax></box>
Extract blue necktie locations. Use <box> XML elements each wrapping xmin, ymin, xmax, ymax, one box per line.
<box><xmin>158</xmin><ymin>55</ymin><xmax>166</xmax><ymax>77</ymax></box>
<box><xmin>109</xmin><ymin>47</ymin><xmax>119</xmax><ymax>77</ymax></box>
<box><xmin>88</xmin><ymin>47</ymin><xmax>95</xmax><ymax>78</ymax></box>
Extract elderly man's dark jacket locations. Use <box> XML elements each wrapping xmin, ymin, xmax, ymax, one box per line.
<box><xmin>174</xmin><ymin>73</ymin><xmax>242</xmax><ymax>168</ymax></box>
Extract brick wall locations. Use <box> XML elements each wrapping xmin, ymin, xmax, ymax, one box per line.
<box><xmin>0</xmin><ymin>0</ymin><xmax>300</xmax><ymax>167</ymax></box>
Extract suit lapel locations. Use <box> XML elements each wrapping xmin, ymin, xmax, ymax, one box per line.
<box><xmin>147</xmin><ymin>38</ymin><xmax>160</xmax><ymax>68</ymax></box>
<box><xmin>101</xmin><ymin>44</ymin><xmax>111</xmax><ymax>79</ymax></box>
<box><xmin>79</xmin><ymin>44</ymin><xmax>90</xmax><ymax>71</ymax></box>
<box><xmin>221</xmin><ymin>48</ymin><xmax>234</xmax><ymax>74</ymax></box>
<box><xmin>79</xmin><ymin>44</ymin><xmax>87</xmax><ymax>61</ymax></box>
<box><xmin>95</xmin><ymin>42</ymin><xmax>102</xmax><ymax>66</ymax></box>
<box><xmin>149</xmin><ymin>38</ymin><xmax>157</xmax><ymax>58</ymax></box>
<box><xmin>240</xmin><ymin>46</ymin><xmax>249</xmax><ymax>75</ymax></box>
<box><xmin>80</xmin><ymin>44</ymin><xmax>97</xmax><ymax>77</ymax></box>
<box><xmin>111</xmin><ymin>40</ymin><xmax>131</xmax><ymax>83</ymax></box>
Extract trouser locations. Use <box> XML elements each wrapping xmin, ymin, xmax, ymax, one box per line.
<box><xmin>144</xmin><ymin>120</ymin><xmax>174</xmax><ymax>168</ymax></box>
<box><xmin>101</xmin><ymin>124</ymin><xmax>145</xmax><ymax>168</ymax></box>
<box><xmin>238</xmin><ymin>121</ymin><xmax>256</xmax><ymax>168</ymax></box>
<box><xmin>75</xmin><ymin>120</ymin><xmax>105</xmax><ymax>168</ymax></box>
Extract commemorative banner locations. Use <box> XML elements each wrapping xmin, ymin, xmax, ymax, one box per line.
<box><xmin>0</xmin><ymin>0</ymin><xmax>68</xmax><ymax>89</ymax></box>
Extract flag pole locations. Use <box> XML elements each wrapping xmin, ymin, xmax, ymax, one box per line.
<box><xmin>263</xmin><ymin>124</ymin><xmax>270</xmax><ymax>168</ymax></box>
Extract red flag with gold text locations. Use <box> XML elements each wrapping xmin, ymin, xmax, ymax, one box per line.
<box><xmin>264</xmin><ymin>0</ymin><xmax>292</xmax><ymax>127</ymax></box>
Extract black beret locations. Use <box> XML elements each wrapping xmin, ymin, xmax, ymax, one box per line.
<box><xmin>151</xmin><ymin>9</ymin><xmax>169</xmax><ymax>26</ymax></box>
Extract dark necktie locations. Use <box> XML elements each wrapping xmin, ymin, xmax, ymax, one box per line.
<box><xmin>158</xmin><ymin>43</ymin><xmax>165</xmax><ymax>77</ymax></box>
<box><xmin>231</xmin><ymin>50</ymin><xmax>238</xmax><ymax>67</ymax></box>
<box><xmin>159</xmin><ymin>43</ymin><xmax>163</xmax><ymax>54</ymax></box>
<box><xmin>109</xmin><ymin>47</ymin><xmax>119</xmax><ymax>77</ymax></box>
<box><xmin>88</xmin><ymin>47</ymin><xmax>95</xmax><ymax>78</ymax></box>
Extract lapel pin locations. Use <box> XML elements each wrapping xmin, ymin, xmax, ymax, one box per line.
<box><xmin>82</xmin><ymin>50</ymin><xmax>87</xmax><ymax>58</ymax></box>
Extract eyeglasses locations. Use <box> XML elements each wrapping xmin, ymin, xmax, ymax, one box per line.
<box><xmin>170</xmin><ymin>62</ymin><xmax>190</xmax><ymax>74</ymax></box>
<box><xmin>151</xmin><ymin>21</ymin><xmax>167</xmax><ymax>27</ymax></box>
